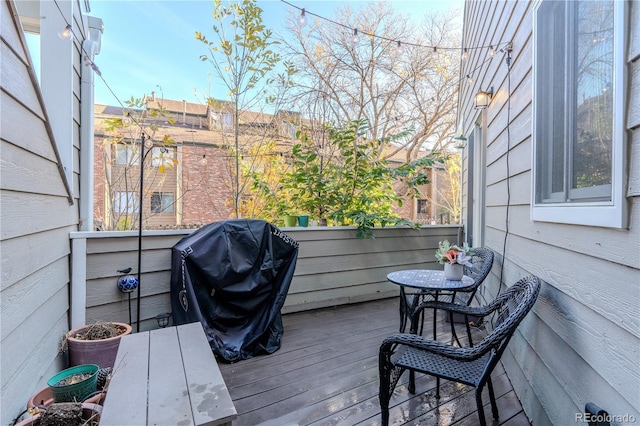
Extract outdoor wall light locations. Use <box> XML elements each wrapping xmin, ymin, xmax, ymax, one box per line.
<box><xmin>454</xmin><ymin>133</ymin><xmax>467</xmax><ymax>150</ymax></box>
<box><xmin>475</xmin><ymin>87</ymin><xmax>494</xmax><ymax>109</ymax></box>
<box><xmin>155</xmin><ymin>312</ymin><xmax>172</xmax><ymax>328</ymax></box>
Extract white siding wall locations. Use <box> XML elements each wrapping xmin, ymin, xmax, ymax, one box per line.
<box><xmin>0</xmin><ymin>0</ymin><xmax>83</xmax><ymax>424</ymax></box>
<box><xmin>459</xmin><ymin>1</ymin><xmax>640</xmax><ymax>424</ymax></box>
<box><xmin>70</xmin><ymin>226</ymin><xmax>462</xmax><ymax>331</ymax></box>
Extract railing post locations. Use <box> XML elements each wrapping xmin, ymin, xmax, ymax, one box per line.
<box><xmin>71</xmin><ymin>236</ymin><xmax>87</xmax><ymax>328</ymax></box>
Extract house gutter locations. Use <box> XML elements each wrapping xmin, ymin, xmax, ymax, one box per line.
<box><xmin>72</xmin><ymin>15</ymin><xmax>102</xmax><ymax>328</ymax></box>
<box><xmin>79</xmin><ymin>15</ymin><xmax>103</xmax><ymax>231</ymax></box>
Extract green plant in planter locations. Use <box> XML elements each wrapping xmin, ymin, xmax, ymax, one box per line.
<box><xmin>284</xmin><ymin>120</ymin><xmax>443</xmax><ymax>238</ymax></box>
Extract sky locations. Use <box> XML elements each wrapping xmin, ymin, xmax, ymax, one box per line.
<box><xmin>80</xmin><ymin>0</ymin><xmax>463</xmax><ymax>108</ymax></box>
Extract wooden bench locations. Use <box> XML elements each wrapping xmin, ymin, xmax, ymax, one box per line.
<box><xmin>100</xmin><ymin>322</ymin><xmax>237</xmax><ymax>426</ymax></box>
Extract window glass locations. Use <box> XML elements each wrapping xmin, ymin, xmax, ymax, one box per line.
<box><xmin>151</xmin><ymin>192</ymin><xmax>175</xmax><ymax>213</ymax></box>
<box><xmin>532</xmin><ymin>0</ymin><xmax>625</xmax><ymax>228</ymax></box>
<box><xmin>151</xmin><ymin>147</ymin><xmax>175</xmax><ymax>168</ymax></box>
<box><xmin>417</xmin><ymin>199</ymin><xmax>428</xmax><ymax>214</ymax></box>
<box><xmin>535</xmin><ymin>0</ymin><xmax>613</xmax><ymax>203</ymax></box>
<box><xmin>113</xmin><ymin>191</ymin><xmax>138</xmax><ymax>213</ymax></box>
<box><xmin>114</xmin><ymin>144</ymin><xmax>140</xmax><ymax>166</ymax></box>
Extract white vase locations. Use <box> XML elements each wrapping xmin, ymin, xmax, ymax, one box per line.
<box><xmin>444</xmin><ymin>263</ymin><xmax>464</xmax><ymax>280</ymax></box>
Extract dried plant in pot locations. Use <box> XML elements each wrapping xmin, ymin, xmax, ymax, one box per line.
<box><xmin>14</xmin><ymin>402</ymin><xmax>101</xmax><ymax>426</ymax></box>
<box><xmin>65</xmin><ymin>322</ymin><xmax>132</xmax><ymax>369</ymax></box>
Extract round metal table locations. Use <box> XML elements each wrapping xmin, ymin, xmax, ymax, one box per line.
<box><xmin>387</xmin><ymin>269</ymin><xmax>474</xmax><ymax>337</ymax></box>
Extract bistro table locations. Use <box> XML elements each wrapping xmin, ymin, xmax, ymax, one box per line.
<box><xmin>387</xmin><ymin>269</ymin><xmax>475</xmax><ymax>338</ymax></box>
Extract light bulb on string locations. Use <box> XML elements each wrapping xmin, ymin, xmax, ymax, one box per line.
<box><xmin>432</xmin><ymin>46</ymin><xmax>438</xmax><ymax>57</ymax></box>
<box><xmin>462</xmin><ymin>48</ymin><xmax>468</xmax><ymax>60</ymax></box>
<box><xmin>466</xmin><ymin>74</ymin><xmax>473</xmax><ymax>85</ymax></box>
<box><xmin>396</xmin><ymin>41</ymin><xmax>403</xmax><ymax>56</ymax></box>
<box><xmin>352</xmin><ymin>28</ymin><xmax>359</xmax><ymax>45</ymax></box>
<box><xmin>58</xmin><ymin>24</ymin><xmax>73</xmax><ymax>41</ymax></box>
<box><xmin>144</xmin><ymin>136</ymin><xmax>154</xmax><ymax>149</ymax></box>
<box><xmin>200</xmin><ymin>155</ymin><xmax>208</xmax><ymax>165</ymax></box>
<box><xmin>298</xmin><ymin>8</ymin><xmax>307</xmax><ymax>27</ymax></box>
<box><xmin>489</xmin><ymin>45</ymin><xmax>495</xmax><ymax>57</ymax></box>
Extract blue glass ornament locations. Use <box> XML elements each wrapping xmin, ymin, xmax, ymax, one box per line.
<box><xmin>117</xmin><ymin>275</ymin><xmax>138</xmax><ymax>293</ymax></box>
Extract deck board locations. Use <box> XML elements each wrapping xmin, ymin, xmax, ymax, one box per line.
<box><xmin>218</xmin><ymin>298</ymin><xmax>530</xmax><ymax>425</ymax></box>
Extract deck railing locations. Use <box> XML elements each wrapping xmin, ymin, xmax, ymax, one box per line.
<box><xmin>70</xmin><ymin>224</ymin><xmax>462</xmax><ymax>331</ymax></box>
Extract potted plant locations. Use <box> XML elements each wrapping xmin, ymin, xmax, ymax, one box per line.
<box><xmin>47</xmin><ymin>364</ymin><xmax>99</xmax><ymax>403</ymax></box>
<box><xmin>435</xmin><ymin>240</ymin><xmax>474</xmax><ymax>280</ymax></box>
<box><xmin>66</xmin><ymin>322</ymin><xmax>132</xmax><ymax>369</ymax></box>
<box><xmin>15</xmin><ymin>402</ymin><xmax>101</xmax><ymax>426</ymax></box>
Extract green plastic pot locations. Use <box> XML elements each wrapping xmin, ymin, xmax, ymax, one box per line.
<box><xmin>47</xmin><ymin>364</ymin><xmax>99</xmax><ymax>403</ymax></box>
<box><xmin>297</xmin><ymin>215</ymin><xmax>309</xmax><ymax>227</ymax></box>
<box><xmin>284</xmin><ymin>215</ymin><xmax>298</xmax><ymax>227</ymax></box>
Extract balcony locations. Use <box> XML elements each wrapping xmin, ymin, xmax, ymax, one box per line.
<box><xmin>69</xmin><ymin>224</ymin><xmax>528</xmax><ymax>424</ymax></box>
<box><xmin>220</xmin><ymin>298</ymin><xmax>528</xmax><ymax>425</ymax></box>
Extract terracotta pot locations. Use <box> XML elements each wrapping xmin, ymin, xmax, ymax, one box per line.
<box><xmin>26</xmin><ymin>387</ymin><xmax>54</xmax><ymax>409</ymax></box>
<box><xmin>67</xmin><ymin>322</ymin><xmax>132</xmax><ymax>369</ymax></box>
<box><xmin>14</xmin><ymin>402</ymin><xmax>102</xmax><ymax>426</ymax></box>
<box><xmin>27</xmin><ymin>387</ymin><xmax>106</xmax><ymax>409</ymax></box>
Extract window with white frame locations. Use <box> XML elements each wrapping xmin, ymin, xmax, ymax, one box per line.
<box><xmin>113</xmin><ymin>191</ymin><xmax>139</xmax><ymax>213</ymax></box>
<box><xmin>114</xmin><ymin>144</ymin><xmax>140</xmax><ymax>166</ymax></box>
<box><xmin>532</xmin><ymin>0</ymin><xmax>627</xmax><ymax>228</ymax></box>
<box><xmin>151</xmin><ymin>147</ymin><xmax>175</xmax><ymax>168</ymax></box>
<box><xmin>151</xmin><ymin>192</ymin><xmax>175</xmax><ymax>213</ymax></box>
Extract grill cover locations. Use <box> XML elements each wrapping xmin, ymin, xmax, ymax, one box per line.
<box><xmin>170</xmin><ymin>219</ymin><xmax>298</xmax><ymax>361</ymax></box>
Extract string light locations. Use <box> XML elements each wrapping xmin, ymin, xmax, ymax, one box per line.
<box><xmin>298</xmin><ymin>8</ymin><xmax>307</xmax><ymax>27</ymax></box>
<box><xmin>280</xmin><ymin>0</ymin><xmax>505</xmax><ymax>55</ymax></box>
<box><xmin>396</xmin><ymin>41</ymin><xmax>403</xmax><ymax>55</ymax></box>
<box><xmin>200</xmin><ymin>155</ymin><xmax>208</xmax><ymax>165</ymax></box>
<box><xmin>58</xmin><ymin>24</ymin><xmax>73</xmax><ymax>40</ymax></box>
<box><xmin>462</xmin><ymin>48</ymin><xmax>468</xmax><ymax>60</ymax></box>
<box><xmin>352</xmin><ymin>28</ymin><xmax>359</xmax><ymax>45</ymax></box>
<box><xmin>466</xmin><ymin>74</ymin><xmax>473</xmax><ymax>85</ymax></box>
<box><xmin>489</xmin><ymin>45</ymin><xmax>495</xmax><ymax>57</ymax></box>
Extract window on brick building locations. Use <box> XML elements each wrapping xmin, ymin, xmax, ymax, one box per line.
<box><xmin>114</xmin><ymin>144</ymin><xmax>140</xmax><ymax>166</ymax></box>
<box><xmin>113</xmin><ymin>191</ymin><xmax>138</xmax><ymax>213</ymax></box>
<box><xmin>151</xmin><ymin>147</ymin><xmax>175</xmax><ymax>168</ymax></box>
<box><xmin>417</xmin><ymin>199</ymin><xmax>429</xmax><ymax>214</ymax></box>
<box><xmin>151</xmin><ymin>192</ymin><xmax>175</xmax><ymax>213</ymax></box>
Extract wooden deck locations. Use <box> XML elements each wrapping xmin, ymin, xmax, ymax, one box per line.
<box><xmin>218</xmin><ymin>298</ymin><xmax>531</xmax><ymax>426</ymax></box>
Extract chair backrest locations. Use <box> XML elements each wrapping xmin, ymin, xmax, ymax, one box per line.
<box><xmin>460</xmin><ymin>247</ymin><xmax>494</xmax><ymax>304</ymax></box>
<box><xmin>468</xmin><ymin>275</ymin><xmax>540</xmax><ymax>358</ymax></box>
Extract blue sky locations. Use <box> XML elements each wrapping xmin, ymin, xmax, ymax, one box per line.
<box><xmin>84</xmin><ymin>0</ymin><xmax>462</xmax><ymax>107</ymax></box>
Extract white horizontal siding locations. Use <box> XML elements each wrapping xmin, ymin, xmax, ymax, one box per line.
<box><xmin>461</xmin><ymin>0</ymin><xmax>640</xmax><ymax>424</ymax></box>
<box><xmin>72</xmin><ymin>226</ymin><xmax>462</xmax><ymax>330</ymax></box>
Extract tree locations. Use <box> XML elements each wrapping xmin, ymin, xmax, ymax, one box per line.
<box><xmin>196</xmin><ymin>0</ymin><xmax>297</xmax><ymax>218</ymax></box>
<box><xmin>280</xmin><ymin>3</ymin><xmax>461</xmax><ymax>162</ymax></box>
<box><xmin>252</xmin><ymin>119</ymin><xmax>444</xmax><ymax>238</ymax></box>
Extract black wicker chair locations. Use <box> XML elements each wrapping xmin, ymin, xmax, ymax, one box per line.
<box><xmin>399</xmin><ymin>247</ymin><xmax>494</xmax><ymax>335</ymax></box>
<box><xmin>380</xmin><ymin>275</ymin><xmax>540</xmax><ymax>426</ymax></box>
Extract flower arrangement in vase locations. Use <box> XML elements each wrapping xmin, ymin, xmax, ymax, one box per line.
<box><xmin>435</xmin><ymin>240</ymin><xmax>474</xmax><ymax>280</ymax></box>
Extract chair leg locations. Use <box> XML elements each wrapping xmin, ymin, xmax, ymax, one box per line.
<box><xmin>475</xmin><ymin>387</ymin><xmax>487</xmax><ymax>426</ymax></box>
<box><xmin>399</xmin><ymin>289</ymin><xmax>407</xmax><ymax>332</ymax></box>
<box><xmin>435</xmin><ymin>377</ymin><xmax>440</xmax><ymax>399</ymax></box>
<box><xmin>487</xmin><ymin>377</ymin><xmax>499</xmax><ymax>421</ymax></box>
<box><xmin>379</xmin><ymin>362</ymin><xmax>392</xmax><ymax>426</ymax></box>
<box><xmin>465</xmin><ymin>314</ymin><xmax>474</xmax><ymax>347</ymax></box>
<box><xmin>409</xmin><ymin>370</ymin><xmax>416</xmax><ymax>394</ymax></box>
